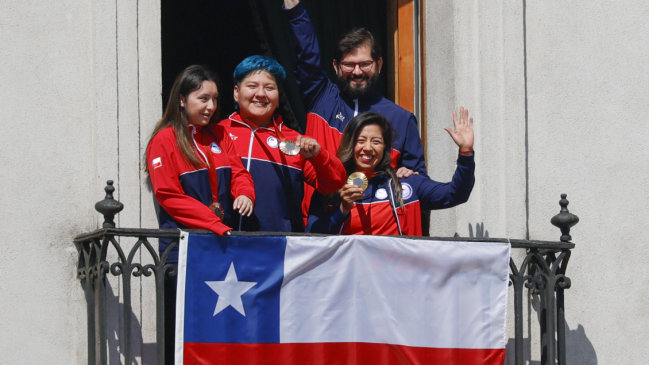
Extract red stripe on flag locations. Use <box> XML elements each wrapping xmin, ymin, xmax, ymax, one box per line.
<box><xmin>184</xmin><ymin>342</ymin><xmax>505</xmax><ymax>365</ymax></box>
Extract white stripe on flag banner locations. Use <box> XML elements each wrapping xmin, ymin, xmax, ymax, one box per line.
<box><xmin>174</xmin><ymin>230</ymin><xmax>190</xmax><ymax>365</ymax></box>
<box><xmin>280</xmin><ymin>236</ymin><xmax>510</xmax><ymax>349</ymax></box>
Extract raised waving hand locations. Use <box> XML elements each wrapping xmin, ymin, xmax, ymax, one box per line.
<box><xmin>444</xmin><ymin>107</ymin><xmax>474</xmax><ymax>152</ymax></box>
<box><xmin>284</xmin><ymin>0</ymin><xmax>299</xmax><ymax>9</ymax></box>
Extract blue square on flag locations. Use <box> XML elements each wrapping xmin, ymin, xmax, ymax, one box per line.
<box><xmin>182</xmin><ymin>233</ymin><xmax>286</xmax><ymax>344</ymax></box>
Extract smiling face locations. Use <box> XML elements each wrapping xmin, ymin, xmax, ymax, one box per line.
<box><xmin>334</xmin><ymin>43</ymin><xmax>383</xmax><ymax>99</ymax></box>
<box><xmin>353</xmin><ymin>123</ymin><xmax>385</xmax><ymax>174</ymax></box>
<box><xmin>234</xmin><ymin>70</ymin><xmax>280</xmax><ymax>128</ymax></box>
<box><xmin>180</xmin><ymin>80</ymin><xmax>219</xmax><ymax>127</ymax></box>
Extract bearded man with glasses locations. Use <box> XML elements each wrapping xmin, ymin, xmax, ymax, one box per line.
<box><xmin>283</xmin><ymin>0</ymin><xmax>428</xmax><ymax>226</ymax></box>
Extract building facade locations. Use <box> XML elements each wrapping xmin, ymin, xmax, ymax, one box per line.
<box><xmin>0</xmin><ymin>0</ymin><xmax>646</xmax><ymax>363</ymax></box>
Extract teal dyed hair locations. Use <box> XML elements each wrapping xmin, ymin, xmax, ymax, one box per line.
<box><xmin>233</xmin><ymin>55</ymin><xmax>286</xmax><ymax>86</ymax></box>
<box><xmin>233</xmin><ymin>55</ymin><xmax>286</xmax><ymax>110</ymax></box>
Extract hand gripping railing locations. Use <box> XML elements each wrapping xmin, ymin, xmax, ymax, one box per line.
<box><xmin>75</xmin><ymin>181</ymin><xmax>578</xmax><ymax>365</ymax></box>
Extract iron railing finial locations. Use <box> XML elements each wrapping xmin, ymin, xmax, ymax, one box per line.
<box><xmin>551</xmin><ymin>193</ymin><xmax>579</xmax><ymax>242</ymax></box>
<box><xmin>95</xmin><ymin>180</ymin><xmax>124</xmax><ymax>228</ymax></box>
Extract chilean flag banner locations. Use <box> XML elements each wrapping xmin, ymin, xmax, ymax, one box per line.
<box><xmin>175</xmin><ymin>233</ymin><xmax>510</xmax><ymax>365</ymax></box>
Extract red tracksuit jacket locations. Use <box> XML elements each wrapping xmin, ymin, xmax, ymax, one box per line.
<box><xmin>219</xmin><ymin>112</ymin><xmax>346</xmax><ymax>232</ymax></box>
<box><xmin>147</xmin><ymin>124</ymin><xmax>255</xmax><ymax>261</ymax></box>
<box><xmin>307</xmin><ymin>154</ymin><xmax>475</xmax><ymax>236</ymax></box>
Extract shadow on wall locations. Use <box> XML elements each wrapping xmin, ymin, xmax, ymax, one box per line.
<box><xmin>565</xmin><ymin>323</ymin><xmax>597</xmax><ymax>364</ymax></box>
<box><xmin>104</xmin><ymin>280</ymin><xmax>158</xmax><ymax>365</ymax></box>
<box><xmin>454</xmin><ymin>222</ymin><xmax>490</xmax><ymax>238</ymax></box>
<box><xmin>504</xmin><ymin>322</ymin><xmax>597</xmax><ymax>365</ymax></box>
<box><xmin>502</xmin><ymin>287</ymin><xmax>597</xmax><ymax>364</ymax></box>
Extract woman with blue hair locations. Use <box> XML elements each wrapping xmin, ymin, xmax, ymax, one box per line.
<box><xmin>220</xmin><ymin>55</ymin><xmax>346</xmax><ymax>232</ymax></box>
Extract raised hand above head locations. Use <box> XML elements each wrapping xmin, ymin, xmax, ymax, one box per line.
<box><xmin>284</xmin><ymin>0</ymin><xmax>299</xmax><ymax>9</ymax></box>
<box><xmin>444</xmin><ymin>107</ymin><xmax>474</xmax><ymax>152</ymax></box>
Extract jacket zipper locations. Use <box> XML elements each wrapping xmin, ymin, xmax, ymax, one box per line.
<box><xmin>191</xmin><ymin>125</ymin><xmax>210</xmax><ymax>168</ymax></box>
<box><xmin>245</xmin><ymin>129</ymin><xmax>255</xmax><ymax>171</ymax></box>
<box><xmin>387</xmin><ymin>179</ymin><xmax>404</xmax><ymax>236</ymax></box>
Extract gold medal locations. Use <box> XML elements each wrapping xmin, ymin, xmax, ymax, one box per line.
<box><xmin>347</xmin><ymin>172</ymin><xmax>368</xmax><ymax>191</ymax></box>
<box><xmin>279</xmin><ymin>139</ymin><xmax>300</xmax><ymax>156</ymax></box>
<box><xmin>209</xmin><ymin>202</ymin><xmax>225</xmax><ymax>220</ymax></box>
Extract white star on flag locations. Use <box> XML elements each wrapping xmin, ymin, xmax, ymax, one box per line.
<box><xmin>205</xmin><ymin>262</ymin><xmax>257</xmax><ymax>316</ymax></box>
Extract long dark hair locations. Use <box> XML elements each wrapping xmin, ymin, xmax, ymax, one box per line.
<box><xmin>334</xmin><ymin>111</ymin><xmax>402</xmax><ymax>206</ymax></box>
<box><xmin>145</xmin><ymin>65</ymin><xmax>221</xmax><ymax>172</ymax></box>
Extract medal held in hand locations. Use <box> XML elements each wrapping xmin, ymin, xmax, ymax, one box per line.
<box><xmin>279</xmin><ymin>140</ymin><xmax>299</xmax><ymax>156</ymax></box>
<box><xmin>273</xmin><ymin>118</ymin><xmax>300</xmax><ymax>156</ymax></box>
<box><xmin>209</xmin><ymin>202</ymin><xmax>225</xmax><ymax>220</ymax></box>
<box><xmin>347</xmin><ymin>172</ymin><xmax>368</xmax><ymax>191</ymax></box>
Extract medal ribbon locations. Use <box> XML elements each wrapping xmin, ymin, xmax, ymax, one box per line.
<box><xmin>200</xmin><ymin>129</ymin><xmax>221</xmax><ymax>209</ymax></box>
<box><xmin>271</xmin><ymin>117</ymin><xmax>289</xmax><ymax>142</ymax></box>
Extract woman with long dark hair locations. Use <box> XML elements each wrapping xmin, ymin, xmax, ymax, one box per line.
<box><xmin>145</xmin><ymin>65</ymin><xmax>255</xmax><ymax>262</ymax></box>
<box><xmin>307</xmin><ymin>110</ymin><xmax>475</xmax><ymax>236</ymax></box>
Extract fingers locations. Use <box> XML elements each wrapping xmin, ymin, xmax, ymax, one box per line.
<box><xmin>444</xmin><ymin>127</ymin><xmax>463</xmax><ymax>147</ymax></box>
<box><xmin>297</xmin><ymin>136</ymin><xmax>321</xmax><ymax>158</ymax></box>
<box><xmin>305</xmin><ymin>138</ymin><xmax>320</xmax><ymax>155</ymax></box>
<box><xmin>340</xmin><ymin>184</ymin><xmax>364</xmax><ymax>202</ymax></box>
<box><xmin>454</xmin><ymin>107</ymin><xmax>470</xmax><ymax>126</ymax></box>
<box><xmin>239</xmin><ymin>200</ymin><xmax>252</xmax><ymax>216</ymax></box>
<box><xmin>234</xmin><ymin>196</ymin><xmax>254</xmax><ymax>216</ymax></box>
<box><xmin>396</xmin><ymin>166</ymin><xmax>414</xmax><ymax>178</ymax></box>
<box><xmin>341</xmin><ymin>183</ymin><xmax>363</xmax><ymax>192</ymax></box>
<box><xmin>243</xmin><ymin>199</ymin><xmax>253</xmax><ymax>216</ymax></box>
<box><xmin>444</xmin><ymin>127</ymin><xmax>454</xmax><ymax>136</ymax></box>
<box><xmin>342</xmin><ymin>192</ymin><xmax>364</xmax><ymax>202</ymax></box>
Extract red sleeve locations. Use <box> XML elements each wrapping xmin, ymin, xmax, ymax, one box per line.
<box><xmin>302</xmin><ymin>114</ymin><xmax>345</xmax><ymax>224</ymax></box>
<box><xmin>305</xmin><ymin>113</ymin><xmax>342</xmax><ymax>157</ymax></box>
<box><xmin>213</xmin><ymin>125</ymin><xmax>256</xmax><ymax>203</ymax></box>
<box><xmin>302</xmin><ymin>147</ymin><xmax>346</xmax><ymax>195</ymax></box>
<box><xmin>147</xmin><ymin>132</ymin><xmax>232</xmax><ymax>236</ymax></box>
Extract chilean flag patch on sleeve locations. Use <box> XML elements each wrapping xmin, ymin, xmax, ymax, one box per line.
<box><xmin>152</xmin><ymin>157</ymin><xmax>162</xmax><ymax>170</ymax></box>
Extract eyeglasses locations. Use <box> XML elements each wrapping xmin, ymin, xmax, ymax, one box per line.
<box><xmin>339</xmin><ymin>61</ymin><xmax>374</xmax><ymax>72</ymax></box>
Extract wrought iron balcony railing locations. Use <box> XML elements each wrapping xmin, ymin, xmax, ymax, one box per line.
<box><xmin>75</xmin><ymin>181</ymin><xmax>579</xmax><ymax>365</ymax></box>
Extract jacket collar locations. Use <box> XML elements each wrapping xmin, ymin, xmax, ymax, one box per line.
<box><xmin>228</xmin><ymin>112</ymin><xmax>283</xmax><ymax>133</ymax></box>
<box><xmin>340</xmin><ymin>90</ymin><xmax>382</xmax><ymax>107</ymax></box>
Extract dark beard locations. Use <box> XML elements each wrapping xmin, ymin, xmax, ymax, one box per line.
<box><xmin>337</xmin><ymin>72</ymin><xmax>380</xmax><ymax>100</ymax></box>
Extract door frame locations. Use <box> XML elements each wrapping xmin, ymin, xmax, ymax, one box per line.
<box><xmin>387</xmin><ymin>0</ymin><xmax>427</xmax><ymax>155</ymax></box>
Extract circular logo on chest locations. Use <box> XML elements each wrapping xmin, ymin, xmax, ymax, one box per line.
<box><xmin>267</xmin><ymin>136</ymin><xmax>279</xmax><ymax>148</ymax></box>
<box><xmin>210</xmin><ymin>142</ymin><xmax>221</xmax><ymax>154</ymax></box>
<box><xmin>401</xmin><ymin>183</ymin><xmax>413</xmax><ymax>200</ymax></box>
<box><xmin>375</xmin><ymin>188</ymin><xmax>388</xmax><ymax>200</ymax></box>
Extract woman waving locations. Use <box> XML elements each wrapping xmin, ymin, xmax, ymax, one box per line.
<box><xmin>307</xmin><ymin>111</ymin><xmax>475</xmax><ymax>236</ymax></box>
